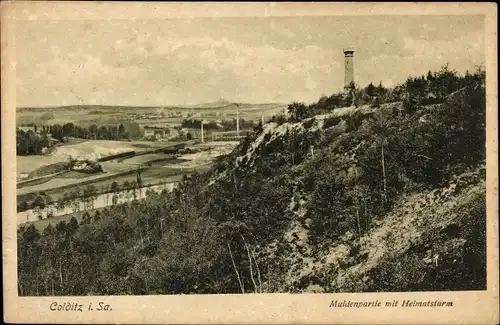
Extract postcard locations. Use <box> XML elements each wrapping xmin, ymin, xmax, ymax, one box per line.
<box><xmin>2</xmin><ymin>2</ymin><xmax>498</xmax><ymax>324</ymax></box>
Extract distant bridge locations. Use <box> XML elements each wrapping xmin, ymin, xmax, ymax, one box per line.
<box><xmin>210</xmin><ymin>130</ymin><xmax>251</xmax><ymax>141</ymax></box>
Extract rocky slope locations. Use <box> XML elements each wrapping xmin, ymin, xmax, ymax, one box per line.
<box><xmin>208</xmin><ymin>95</ymin><xmax>486</xmax><ymax>293</ymax></box>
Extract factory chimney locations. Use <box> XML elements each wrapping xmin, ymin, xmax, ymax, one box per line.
<box><xmin>200</xmin><ymin>119</ymin><xmax>204</xmax><ymax>143</ymax></box>
<box><xmin>236</xmin><ymin>104</ymin><xmax>240</xmax><ymax>138</ymax></box>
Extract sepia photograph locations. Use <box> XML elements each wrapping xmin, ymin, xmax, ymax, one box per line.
<box><xmin>2</xmin><ymin>2</ymin><xmax>498</xmax><ymax>324</ymax></box>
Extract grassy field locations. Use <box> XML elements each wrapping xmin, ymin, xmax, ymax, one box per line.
<box><xmin>17</xmin><ymin>176</ymin><xmax>52</xmax><ymax>188</ymax></box>
<box><xmin>17</xmin><ymin>155</ymin><xmax>65</xmax><ymax>175</ymax></box>
<box><xmin>28</xmin><ymin>162</ymin><xmax>69</xmax><ymax>178</ymax></box>
<box><xmin>119</xmin><ymin>153</ymin><xmax>178</xmax><ymax>165</ymax></box>
<box><xmin>55</xmin><ymin>170</ymin><xmax>105</xmax><ymax>179</ymax></box>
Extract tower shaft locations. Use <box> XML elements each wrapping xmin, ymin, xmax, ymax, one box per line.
<box><xmin>343</xmin><ymin>48</ymin><xmax>355</xmax><ymax>89</ymax></box>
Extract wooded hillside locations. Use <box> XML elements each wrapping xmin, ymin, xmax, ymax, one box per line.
<box><xmin>18</xmin><ymin>66</ymin><xmax>486</xmax><ymax>295</ymax></box>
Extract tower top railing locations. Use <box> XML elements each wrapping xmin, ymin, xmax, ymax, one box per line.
<box><xmin>343</xmin><ymin>48</ymin><xmax>355</xmax><ymax>54</ymax></box>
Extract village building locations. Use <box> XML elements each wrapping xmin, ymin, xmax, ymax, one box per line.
<box><xmin>72</xmin><ymin>159</ymin><xmax>103</xmax><ymax>173</ymax></box>
<box><xmin>18</xmin><ymin>172</ymin><xmax>30</xmax><ymax>180</ymax></box>
<box><xmin>143</xmin><ymin>126</ymin><xmax>171</xmax><ymax>140</ymax></box>
<box><xmin>72</xmin><ymin>160</ymin><xmax>89</xmax><ymax>171</ymax></box>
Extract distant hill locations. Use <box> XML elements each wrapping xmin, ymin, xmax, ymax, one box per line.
<box><xmin>17</xmin><ymin>105</ymin><xmax>164</xmax><ymax>112</ymax></box>
<box><xmin>17</xmin><ymin>101</ymin><xmax>288</xmax><ymax>112</ymax></box>
<box><xmin>183</xmin><ymin>99</ymin><xmax>233</xmax><ymax>109</ymax></box>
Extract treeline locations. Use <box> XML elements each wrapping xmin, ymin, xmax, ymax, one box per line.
<box><xmin>285</xmin><ymin>64</ymin><xmax>485</xmax><ymax>122</ymax></box>
<box><xmin>18</xmin><ymin>192</ymin><xmax>54</xmax><ymax>214</ymax></box>
<box><xmin>48</xmin><ymin>122</ymin><xmax>141</xmax><ymax>142</ymax></box>
<box><xmin>181</xmin><ymin>118</ymin><xmax>256</xmax><ymax>131</ymax></box>
<box><xmin>17</xmin><ymin>66</ymin><xmax>486</xmax><ymax>295</ymax></box>
<box><xmin>18</xmin><ymin>173</ymin><xmax>144</xmax><ymax>215</ymax></box>
<box><xmin>16</xmin><ymin>129</ymin><xmax>52</xmax><ymax>155</ymax></box>
<box><xmin>16</xmin><ymin>122</ymin><xmax>142</xmax><ymax>156</ymax></box>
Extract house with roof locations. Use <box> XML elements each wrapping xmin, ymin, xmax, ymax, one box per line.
<box><xmin>18</xmin><ymin>172</ymin><xmax>30</xmax><ymax>180</ymax></box>
<box><xmin>143</xmin><ymin>126</ymin><xmax>171</xmax><ymax>139</ymax></box>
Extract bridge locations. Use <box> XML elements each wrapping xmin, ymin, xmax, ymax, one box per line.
<box><xmin>210</xmin><ymin>130</ymin><xmax>251</xmax><ymax>141</ymax></box>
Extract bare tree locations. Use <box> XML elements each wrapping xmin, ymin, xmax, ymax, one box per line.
<box><xmin>227</xmin><ymin>241</ymin><xmax>245</xmax><ymax>293</ymax></box>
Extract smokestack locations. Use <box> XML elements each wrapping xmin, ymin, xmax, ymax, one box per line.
<box><xmin>343</xmin><ymin>48</ymin><xmax>355</xmax><ymax>90</ymax></box>
<box><xmin>236</xmin><ymin>104</ymin><xmax>240</xmax><ymax>138</ymax></box>
<box><xmin>201</xmin><ymin>120</ymin><xmax>204</xmax><ymax>143</ymax></box>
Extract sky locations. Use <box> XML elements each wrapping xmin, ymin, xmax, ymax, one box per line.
<box><xmin>15</xmin><ymin>15</ymin><xmax>485</xmax><ymax>107</ymax></box>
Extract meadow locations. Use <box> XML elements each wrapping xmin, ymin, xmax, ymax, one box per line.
<box><xmin>119</xmin><ymin>153</ymin><xmax>179</xmax><ymax>165</ymax></box>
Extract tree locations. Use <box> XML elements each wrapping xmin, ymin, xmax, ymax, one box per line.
<box><xmin>62</xmin><ymin>123</ymin><xmax>75</xmax><ymax>138</ymax></box>
<box><xmin>89</xmin><ymin>124</ymin><xmax>98</xmax><ymax>140</ymax></box>
<box><xmin>111</xmin><ymin>181</ymin><xmax>120</xmax><ymax>194</ymax></box>
<box><xmin>18</xmin><ymin>199</ymin><xmax>29</xmax><ymax>212</ymax></box>
<box><xmin>377</xmin><ymin>82</ymin><xmax>387</xmax><ymax>97</ymax></box>
<box><xmin>366</xmin><ymin>82</ymin><xmax>376</xmax><ymax>98</ymax></box>
<box><xmin>83</xmin><ymin>185</ymin><xmax>98</xmax><ymax>210</ymax></box>
<box><xmin>93</xmin><ymin>210</ymin><xmax>102</xmax><ymax>222</ymax></box>
<box><xmin>426</xmin><ymin>70</ymin><xmax>435</xmax><ymax>83</ymax></box>
<box><xmin>123</xmin><ymin>121</ymin><xmax>142</xmax><ymax>139</ymax></box>
<box><xmin>98</xmin><ymin>126</ymin><xmax>109</xmax><ymax>140</ymax></box>
<box><xmin>136</xmin><ymin>169</ymin><xmax>143</xmax><ymax>191</ymax></box>
<box><xmin>109</xmin><ymin>125</ymin><xmax>119</xmax><ymax>140</ymax></box>
<box><xmin>118</xmin><ymin>124</ymin><xmax>126</xmax><ymax>139</ymax></box>
<box><xmin>70</xmin><ymin>189</ymin><xmax>81</xmax><ymax>212</ymax></box>
<box><xmin>131</xmin><ymin>181</ymin><xmax>138</xmax><ymax>201</ymax></box>
<box><xmin>67</xmin><ymin>216</ymin><xmax>79</xmax><ymax>235</ymax></box>
<box><xmin>123</xmin><ymin>181</ymin><xmax>132</xmax><ymax>202</ymax></box>
<box><xmin>367</xmin><ymin>110</ymin><xmax>392</xmax><ymax>207</ymax></box>
<box><xmin>57</xmin><ymin>199</ymin><xmax>66</xmax><ymax>214</ymax></box>
<box><xmin>81</xmin><ymin>212</ymin><xmax>91</xmax><ymax>225</ymax></box>
<box><xmin>287</xmin><ymin>102</ymin><xmax>310</xmax><ymax>122</ymax></box>
<box><xmin>429</xmin><ymin>63</ymin><xmax>461</xmax><ymax>100</ymax></box>
<box><xmin>33</xmin><ymin>195</ymin><xmax>46</xmax><ymax>211</ymax></box>
<box><xmin>112</xmin><ymin>194</ymin><xmax>119</xmax><ymax>206</ymax></box>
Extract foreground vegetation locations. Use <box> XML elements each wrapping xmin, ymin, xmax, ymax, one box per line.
<box><xmin>18</xmin><ymin>66</ymin><xmax>486</xmax><ymax>295</ymax></box>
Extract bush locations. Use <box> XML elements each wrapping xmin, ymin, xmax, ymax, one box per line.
<box><xmin>323</xmin><ymin>116</ymin><xmax>342</xmax><ymax>129</ymax></box>
<box><xmin>303</xmin><ymin>118</ymin><xmax>315</xmax><ymax>130</ymax></box>
<box><xmin>270</xmin><ymin>114</ymin><xmax>287</xmax><ymax>125</ymax></box>
<box><xmin>287</xmin><ymin>102</ymin><xmax>311</xmax><ymax>122</ymax></box>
